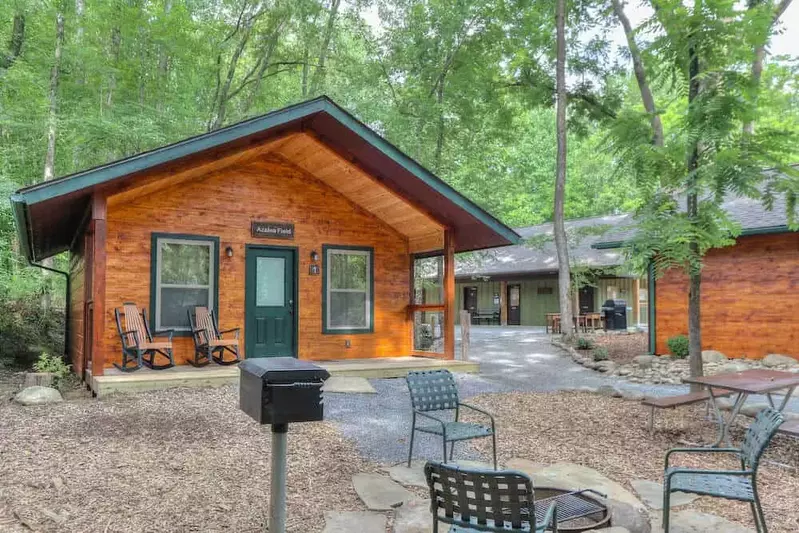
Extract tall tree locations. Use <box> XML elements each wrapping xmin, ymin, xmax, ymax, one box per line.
<box><xmin>554</xmin><ymin>0</ymin><xmax>574</xmax><ymax>335</ymax></box>
<box><xmin>0</xmin><ymin>11</ymin><xmax>24</xmax><ymax>75</ymax></box>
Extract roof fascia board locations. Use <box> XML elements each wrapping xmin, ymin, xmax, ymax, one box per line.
<box><xmin>593</xmin><ymin>224</ymin><xmax>795</xmax><ymax>249</ymax></box>
<box><xmin>10</xmin><ymin>194</ymin><xmax>34</xmax><ymax>262</ymax></box>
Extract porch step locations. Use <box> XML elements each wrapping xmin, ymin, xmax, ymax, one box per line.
<box><xmin>89</xmin><ymin>357</ymin><xmax>478</xmax><ymax>397</ymax></box>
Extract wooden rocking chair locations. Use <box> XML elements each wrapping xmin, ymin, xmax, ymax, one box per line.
<box><xmin>187</xmin><ymin>306</ymin><xmax>240</xmax><ymax>367</ymax></box>
<box><xmin>114</xmin><ymin>302</ymin><xmax>175</xmax><ymax>372</ymax></box>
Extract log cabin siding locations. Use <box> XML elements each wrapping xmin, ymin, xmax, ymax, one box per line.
<box><xmin>68</xmin><ymin>231</ymin><xmax>88</xmax><ymax>375</ymax></box>
<box><xmin>655</xmin><ymin>232</ymin><xmax>799</xmax><ymax>359</ymax></box>
<box><xmin>102</xmin><ymin>153</ymin><xmax>412</xmax><ymax>367</ymax></box>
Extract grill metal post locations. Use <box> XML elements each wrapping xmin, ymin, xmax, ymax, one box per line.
<box><xmin>269</xmin><ymin>423</ymin><xmax>288</xmax><ymax>533</ymax></box>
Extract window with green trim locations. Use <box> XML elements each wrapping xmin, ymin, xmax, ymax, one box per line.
<box><xmin>324</xmin><ymin>246</ymin><xmax>373</xmax><ymax>333</ymax></box>
<box><xmin>151</xmin><ymin>234</ymin><xmax>218</xmax><ymax>332</ymax></box>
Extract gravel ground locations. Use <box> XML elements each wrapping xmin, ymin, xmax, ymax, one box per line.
<box><xmin>468</xmin><ymin>391</ymin><xmax>799</xmax><ymax>533</ymax></box>
<box><xmin>0</xmin><ymin>386</ymin><xmax>372</xmax><ymax>533</ymax></box>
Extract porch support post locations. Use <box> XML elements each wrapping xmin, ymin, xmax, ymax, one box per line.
<box><xmin>444</xmin><ymin>229</ymin><xmax>455</xmax><ymax>360</ymax></box>
<box><xmin>91</xmin><ymin>193</ymin><xmax>107</xmax><ymax>378</ymax></box>
<box><xmin>499</xmin><ymin>280</ymin><xmax>508</xmax><ymax>326</ymax></box>
<box><xmin>632</xmin><ymin>277</ymin><xmax>640</xmax><ymax>327</ymax></box>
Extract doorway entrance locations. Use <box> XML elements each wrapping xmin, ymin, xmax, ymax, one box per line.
<box><xmin>245</xmin><ymin>246</ymin><xmax>297</xmax><ymax>358</ymax></box>
<box><xmin>507</xmin><ymin>284</ymin><xmax>521</xmax><ymax>325</ymax></box>
<box><xmin>578</xmin><ymin>286</ymin><xmax>595</xmax><ymax>314</ymax></box>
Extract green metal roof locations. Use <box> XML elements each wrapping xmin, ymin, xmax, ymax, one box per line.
<box><xmin>12</xmin><ymin>96</ymin><xmax>520</xmax><ymax>261</ymax></box>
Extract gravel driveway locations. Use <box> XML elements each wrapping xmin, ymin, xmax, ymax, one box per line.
<box><xmin>325</xmin><ymin>326</ymin><xmax>688</xmax><ymax>464</ymax></box>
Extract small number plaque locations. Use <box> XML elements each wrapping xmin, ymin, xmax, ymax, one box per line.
<box><xmin>251</xmin><ymin>221</ymin><xmax>294</xmax><ymax>240</ymax></box>
<box><xmin>309</xmin><ymin>264</ymin><xmax>320</xmax><ymax>276</ymax></box>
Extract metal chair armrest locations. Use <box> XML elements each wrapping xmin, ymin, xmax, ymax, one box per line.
<box><xmin>414</xmin><ymin>410</ymin><xmax>448</xmax><ymax>434</ymax></box>
<box><xmin>665</xmin><ymin>447</ymin><xmax>741</xmax><ymax>469</ymax></box>
<box><xmin>666</xmin><ymin>468</ymin><xmax>754</xmax><ymax>482</ymax></box>
<box><xmin>457</xmin><ymin>402</ymin><xmax>496</xmax><ymax>430</ymax></box>
<box><xmin>537</xmin><ymin>501</ymin><xmax>557</xmax><ymax>532</ymax></box>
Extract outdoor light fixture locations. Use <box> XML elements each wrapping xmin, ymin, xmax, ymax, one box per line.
<box><xmin>310</xmin><ymin>250</ymin><xmax>320</xmax><ymax>262</ymax></box>
<box><xmin>225</xmin><ymin>246</ymin><xmax>234</xmax><ymax>258</ymax></box>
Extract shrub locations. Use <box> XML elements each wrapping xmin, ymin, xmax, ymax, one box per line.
<box><xmin>0</xmin><ymin>294</ymin><xmax>65</xmax><ymax>368</ymax></box>
<box><xmin>592</xmin><ymin>346</ymin><xmax>609</xmax><ymax>361</ymax></box>
<box><xmin>33</xmin><ymin>351</ymin><xmax>72</xmax><ymax>386</ymax></box>
<box><xmin>667</xmin><ymin>335</ymin><xmax>690</xmax><ymax>359</ymax></box>
<box><xmin>575</xmin><ymin>337</ymin><xmax>595</xmax><ymax>350</ymax></box>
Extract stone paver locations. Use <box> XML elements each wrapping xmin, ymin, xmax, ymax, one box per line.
<box><xmin>631</xmin><ymin>479</ymin><xmax>699</xmax><ymax>510</ymax></box>
<box><xmin>649</xmin><ymin>510</ymin><xmax>754</xmax><ymax>533</ymax></box>
<box><xmin>352</xmin><ymin>473</ymin><xmax>414</xmax><ymax>511</ymax></box>
<box><xmin>385</xmin><ymin>461</ymin><xmax>427</xmax><ymax>488</ymax></box>
<box><xmin>392</xmin><ymin>499</ymin><xmax>433</xmax><ymax>533</ymax></box>
<box><xmin>322</xmin><ymin>511</ymin><xmax>387</xmax><ymax>533</ymax></box>
<box><xmin>608</xmin><ymin>499</ymin><xmax>652</xmax><ymax>533</ymax></box>
<box><xmin>323</xmin><ymin>376</ymin><xmax>377</xmax><ymax>394</ymax></box>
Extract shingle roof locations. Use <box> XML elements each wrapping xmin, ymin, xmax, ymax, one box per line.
<box><xmin>456</xmin><ymin>213</ymin><xmax>634</xmax><ymax>277</ymax></box>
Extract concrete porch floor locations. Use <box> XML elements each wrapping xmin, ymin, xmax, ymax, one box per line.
<box><xmin>88</xmin><ymin>356</ymin><xmax>479</xmax><ymax>397</ymax></box>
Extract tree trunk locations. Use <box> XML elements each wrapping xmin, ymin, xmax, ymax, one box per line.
<box><xmin>686</xmin><ymin>43</ymin><xmax>703</xmax><ymax>387</ymax></box>
<box><xmin>554</xmin><ymin>0</ymin><xmax>573</xmax><ymax>336</ymax></box>
<box><xmin>1</xmin><ymin>13</ymin><xmax>25</xmax><ymax>74</ymax></box>
<box><xmin>157</xmin><ymin>0</ymin><xmax>172</xmax><ymax>112</ymax></box>
<box><xmin>210</xmin><ymin>18</ymin><xmax>254</xmax><ymax>131</ymax></box>
<box><xmin>41</xmin><ymin>11</ymin><xmax>65</xmax><ymax>311</ymax></box>
<box><xmin>106</xmin><ymin>26</ymin><xmax>121</xmax><ymax>109</ymax></box>
<box><xmin>743</xmin><ymin>0</ymin><xmax>793</xmax><ymax>135</ymax></box>
<box><xmin>434</xmin><ymin>79</ymin><xmax>445</xmax><ymax>172</ymax></box>
<box><xmin>611</xmin><ymin>0</ymin><xmax>663</xmax><ymax>147</ymax></box>
<box><xmin>308</xmin><ymin>0</ymin><xmax>341</xmax><ymax>95</ymax></box>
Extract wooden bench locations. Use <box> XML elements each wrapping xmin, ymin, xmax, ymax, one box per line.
<box><xmin>642</xmin><ymin>388</ymin><xmax>732</xmax><ymax>436</ymax></box>
<box><xmin>472</xmin><ymin>309</ymin><xmax>499</xmax><ymax>325</ymax></box>
<box><xmin>777</xmin><ymin>419</ymin><xmax>799</xmax><ymax>438</ymax></box>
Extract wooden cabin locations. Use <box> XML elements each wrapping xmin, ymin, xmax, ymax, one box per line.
<box><xmin>11</xmin><ymin>97</ymin><xmax>519</xmax><ymax>382</ymax></box>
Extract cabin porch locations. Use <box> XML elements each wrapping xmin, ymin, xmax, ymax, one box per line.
<box><xmin>87</xmin><ymin>355</ymin><xmax>479</xmax><ymax>397</ymax></box>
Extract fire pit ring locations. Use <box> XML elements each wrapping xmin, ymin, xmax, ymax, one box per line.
<box><xmin>534</xmin><ymin>487</ymin><xmax>611</xmax><ymax>532</ymax></box>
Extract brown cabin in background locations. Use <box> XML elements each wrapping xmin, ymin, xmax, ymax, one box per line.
<box><xmin>11</xmin><ymin>97</ymin><xmax>519</xmax><ymax>380</ymax></box>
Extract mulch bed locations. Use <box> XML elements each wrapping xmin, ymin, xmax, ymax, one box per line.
<box><xmin>0</xmin><ymin>385</ymin><xmax>374</xmax><ymax>532</ymax></box>
<box><xmin>468</xmin><ymin>391</ymin><xmax>799</xmax><ymax>533</ymax></box>
<box><xmin>593</xmin><ymin>332</ymin><xmax>648</xmax><ymax>364</ymax></box>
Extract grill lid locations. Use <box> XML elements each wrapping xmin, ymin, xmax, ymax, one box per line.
<box><xmin>239</xmin><ymin>357</ymin><xmax>330</xmax><ymax>383</ymax></box>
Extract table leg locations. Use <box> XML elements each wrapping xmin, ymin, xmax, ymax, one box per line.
<box><xmin>709</xmin><ymin>391</ymin><xmax>748</xmax><ymax>447</ymax></box>
<box><xmin>776</xmin><ymin>385</ymin><xmax>796</xmax><ymax>412</ymax></box>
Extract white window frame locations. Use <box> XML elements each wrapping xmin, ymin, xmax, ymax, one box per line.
<box><xmin>154</xmin><ymin>236</ymin><xmax>216</xmax><ymax>332</ymax></box>
<box><xmin>325</xmin><ymin>247</ymin><xmax>372</xmax><ymax>332</ymax></box>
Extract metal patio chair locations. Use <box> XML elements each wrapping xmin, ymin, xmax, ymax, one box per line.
<box><xmin>424</xmin><ymin>461</ymin><xmax>557</xmax><ymax>532</ymax></box>
<box><xmin>663</xmin><ymin>407</ymin><xmax>785</xmax><ymax>533</ymax></box>
<box><xmin>114</xmin><ymin>302</ymin><xmax>175</xmax><ymax>372</ymax></box>
<box><xmin>187</xmin><ymin>306</ymin><xmax>240</xmax><ymax>367</ymax></box>
<box><xmin>406</xmin><ymin>370</ymin><xmax>497</xmax><ymax>470</ymax></box>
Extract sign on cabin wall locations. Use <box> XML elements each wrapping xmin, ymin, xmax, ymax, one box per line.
<box><xmin>251</xmin><ymin>221</ymin><xmax>295</xmax><ymax>240</ymax></box>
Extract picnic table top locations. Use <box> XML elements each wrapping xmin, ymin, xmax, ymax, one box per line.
<box><xmin>683</xmin><ymin>368</ymin><xmax>799</xmax><ymax>395</ymax></box>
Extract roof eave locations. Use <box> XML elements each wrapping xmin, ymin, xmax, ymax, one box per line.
<box><xmin>10</xmin><ymin>194</ymin><xmax>34</xmax><ymax>262</ymax></box>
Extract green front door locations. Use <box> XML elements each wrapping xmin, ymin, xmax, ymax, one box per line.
<box><xmin>245</xmin><ymin>247</ymin><xmax>296</xmax><ymax>358</ymax></box>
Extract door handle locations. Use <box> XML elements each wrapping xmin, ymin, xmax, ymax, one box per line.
<box><xmin>288</xmin><ymin>299</ymin><xmax>294</xmax><ymax>315</ymax></box>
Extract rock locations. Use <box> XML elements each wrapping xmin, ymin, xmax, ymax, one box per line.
<box><xmin>619</xmin><ymin>367</ymin><xmax>632</xmax><ymax>376</ymax></box>
<box><xmin>14</xmin><ymin>386</ymin><xmax>63</xmax><ymax>406</ymax></box>
<box><xmin>762</xmin><ymin>354</ymin><xmax>798</xmax><ymax>368</ymax></box>
<box><xmin>392</xmin><ymin>499</ymin><xmax>434</xmax><ymax>533</ymax></box>
<box><xmin>527</xmin><ymin>463</ymin><xmax>646</xmax><ymax>513</ymax></box>
<box><xmin>607</xmin><ymin>499</ymin><xmax>651</xmax><ymax>533</ymax></box>
<box><xmin>634</xmin><ymin>356</ymin><xmax>655</xmax><ymax>369</ymax></box>
<box><xmin>586</xmin><ymin>528</ymin><xmax>630</xmax><ymax>533</ymax></box>
<box><xmin>739</xmin><ymin>403</ymin><xmax>769</xmax><ymax>418</ymax></box>
<box><xmin>505</xmin><ymin>458</ymin><xmax>547</xmax><ymax>477</ymax></box>
<box><xmin>701</xmin><ymin>350</ymin><xmax>727</xmax><ymax>363</ymax></box>
<box><xmin>783</xmin><ymin>411</ymin><xmax>799</xmax><ymax>421</ymax></box>
<box><xmin>584</xmin><ymin>361</ymin><xmax>599</xmax><ymax>370</ymax></box>
<box><xmin>622</xmin><ymin>391</ymin><xmax>646</xmax><ymax>402</ymax></box>
<box><xmin>597</xmin><ymin>385</ymin><xmax>624</xmax><ymax>398</ymax></box>
<box><xmin>323</xmin><ymin>377</ymin><xmax>377</xmax><ymax>394</ymax></box>
<box><xmin>23</xmin><ymin>372</ymin><xmax>55</xmax><ymax>388</ymax></box>
<box><xmin>714</xmin><ymin>398</ymin><xmax>733</xmax><ymax>411</ymax></box>
<box><xmin>352</xmin><ymin>473</ymin><xmax>414</xmax><ymax>511</ymax></box>
<box><xmin>322</xmin><ymin>511</ymin><xmax>387</xmax><ymax>533</ymax></box>
<box><xmin>450</xmin><ymin>460</ymin><xmax>496</xmax><ymax>470</ymax></box>
<box><xmin>630</xmin><ymin>480</ymin><xmax>699</xmax><ymax>510</ymax></box>
<box><xmin>385</xmin><ymin>461</ymin><xmax>427</xmax><ymax>488</ymax></box>
<box><xmin>51</xmin><ymin>477</ymin><xmax>65</xmax><ymax>492</ymax></box>
<box><xmin>596</xmin><ymin>361</ymin><xmax>617</xmax><ymax>373</ymax></box>
<box><xmin>719</xmin><ymin>362</ymin><xmax>748</xmax><ymax>374</ymax></box>
<box><xmin>649</xmin><ymin>510</ymin><xmax>754</xmax><ymax>533</ymax></box>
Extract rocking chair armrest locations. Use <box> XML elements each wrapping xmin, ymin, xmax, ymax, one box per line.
<box><xmin>665</xmin><ymin>468</ymin><xmax>753</xmax><ymax>483</ymax></box>
<box><xmin>153</xmin><ymin>329</ymin><xmax>175</xmax><ymax>342</ymax></box>
<box><xmin>665</xmin><ymin>447</ymin><xmax>741</xmax><ymax>469</ymax></box>
<box><xmin>218</xmin><ymin>327</ymin><xmax>240</xmax><ymax>339</ymax></box>
<box><xmin>413</xmin><ymin>410</ymin><xmax>448</xmax><ymax>436</ymax></box>
<box><xmin>537</xmin><ymin>501</ymin><xmax>557</xmax><ymax>531</ymax></box>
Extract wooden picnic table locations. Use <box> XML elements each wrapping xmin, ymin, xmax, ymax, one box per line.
<box><xmin>683</xmin><ymin>368</ymin><xmax>799</xmax><ymax>447</ymax></box>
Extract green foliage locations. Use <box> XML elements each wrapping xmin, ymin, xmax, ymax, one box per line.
<box><xmin>33</xmin><ymin>351</ymin><xmax>72</xmax><ymax>385</ymax></box>
<box><xmin>0</xmin><ymin>294</ymin><xmax>64</xmax><ymax>368</ymax></box>
<box><xmin>575</xmin><ymin>337</ymin><xmax>595</xmax><ymax>350</ymax></box>
<box><xmin>592</xmin><ymin>346</ymin><xmax>609</xmax><ymax>361</ymax></box>
<box><xmin>666</xmin><ymin>335</ymin><xmax>690</xmax><ymax>359</ymax></box>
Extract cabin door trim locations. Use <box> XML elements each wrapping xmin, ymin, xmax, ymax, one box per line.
<box><xmin>244</xmin><ymin>244</ymin><xmax>299</xmax><ymax>358</ymax></box>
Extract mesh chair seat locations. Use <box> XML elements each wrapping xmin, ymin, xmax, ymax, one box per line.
<box><xmin>448</xmin><ymin>520</ymin><xmax>536</xmax><ymax>532</ymax></box>
<box><xmin>666</xmin><ymin>469</ymin><xmax>755</xmax><ymax>501</ymax></box>
<box><xmin>417</xmin><ymin>421</ymin><xmax>493</xmax><ymax>441</ymax></box>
